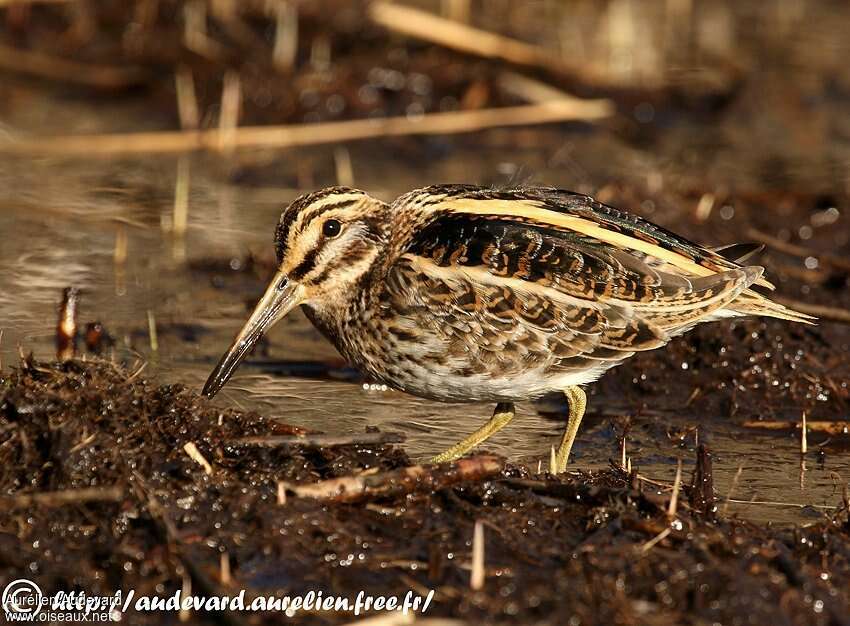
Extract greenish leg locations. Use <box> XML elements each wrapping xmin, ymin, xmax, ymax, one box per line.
<box><xmin>430</xmin><ymin>402</ymin><xmax>515</xmax><ymax>464</ymax></box>
<box><xmin>553</xmin><ymin>386</ymin><xmax>587</xmax><ymax>474</ymax></box>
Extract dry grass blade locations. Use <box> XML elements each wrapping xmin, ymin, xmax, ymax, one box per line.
<box><xmin>667</xmin><ymin>458</ymin><xmax>682</xmax><ymax>518</ymax></box>
<box><xmin>0</xmin><ymin>42</ymin><xmax>146</xmax><ymax>89</ymax></box>
<box><xmin>286</xmin><ymin>455</ymin><xmax>502</xmax><ymax>503</ymax></box>
<box><xmin>0</xmin><ymin>100</ymin><xmax>613</xmax><ymax>156</ymax></box>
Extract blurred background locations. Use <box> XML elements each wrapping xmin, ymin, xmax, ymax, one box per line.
<box><xmin>1</xmin><ymin>0</ymin><xmax>849</xmax><ymax>523</ymax></box>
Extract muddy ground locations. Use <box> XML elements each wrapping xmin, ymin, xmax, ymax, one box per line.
<box><xmin>1</xmin><ymin>358</ymin><xmax>849</xmax><ymax>626</ymax></box>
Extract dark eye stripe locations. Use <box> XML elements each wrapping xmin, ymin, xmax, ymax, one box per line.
<box><xmin>290</xmin><ymin>247</ymin><xmax>320</xmax><ymax>280</ymax></box>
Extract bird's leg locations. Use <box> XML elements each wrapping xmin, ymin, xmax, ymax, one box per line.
<box><xmin>553</xmin><ymin>386</ymin><xmax>587</xmax><ymax>474</ymax></box>
<box><xmin>430</xmin><ymin>402</ymin><xmax>515</xmax><ymax>464</ymax></box>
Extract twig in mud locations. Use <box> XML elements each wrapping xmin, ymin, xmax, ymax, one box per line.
<box><xmin>229</xmin><ymin>432</ymin><xmax>405</xmax><ymax>448</ymax></box>
<box><xmin>548</xmin><ymin>446</ymin><xmax>557</xmax><ymax>474</ymax></box>
<box><xmin>745</xmin><ymin>227</ymin><xmax>850</xmax><ymax>273</ymax></box>
<box><xmin>277</xmin><ymin>481</ymin><xmax>287</xmax><ymax>505</ymax></box>
<box><xmin>179</xmin><ymin>571</ymin><xmax>191</xmax><ymax>623</ymax></box>
<box><xmin>689</xmin><ymin>444</ymin><xmax>714</xmax><ymax>517</ymax></box>
<box><xmin>801</xmin><ymin>411</ymin><xmax>808</xmax><ymax>455</ymax></box>
<box><xmin>470</xmin><ymin>520</ymin><xmax>485</xmax><ymax>591</ymax></box>
<box><xmin>368</xmin><ymin>1</ymin><xmax>612</xmax><ymax>88</ymax></box>
<box><xmin>0</xmin><ymin>43</ymin><xmax>147</xmax><ymax>89</ymax></box>
<box><xmin>183</xmin><ymin>441</ymin><xmax>214</xmax><ymax>475</ymax></box>
<box><xmin>219</xmin><ymin>552</ymin><xmax>231</xmax><ymax>586</ymax></box>
<box><xmin>667</xmin><ymin>458</ymin><xmax>682</xmax><ymax>518</ymax></box>
<box><xmin>1</xmin><ymin>486</ymin><xmax>124</xmax><ymax>508</ymax></box>
<box><xmin>56</xmin><ymin>287</ymin><xmax>79</xmax><ymax>362</ymax></box>
<box><xmin>0</xmin><ymin>100</ymin><xmax>613</xmax><ymax>156</ymax></box>
<box><xmin>640</xmin><ymin>527</ymin><xmax>672</xmax><ymax>553</ymax></box>
<box><xmin>286</xmin><ymin>455</ymin><xmax>503</xmax><ymax>503</ymax></box>
<box><xmin>729</xmin><ymin>499</ymin><xmax>840</xmax><ymax>511</ymax></box>
<box><xmin>620</xmin><ymin>436</ymin><xmax>627</xmax><ymax>471</ymax></box>
<box><xmin>741</xmin><ymin>419</ymin><xmax>850</xmax><ymax>436</ymax></box>
<box><xmin>721</xmin><ymin>464</ymin><xmax>744</xmax><ymax>516</ymax></box>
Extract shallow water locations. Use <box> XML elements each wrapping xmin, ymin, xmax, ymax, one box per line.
<box><xmin>1</xmin><ymin>147</ymin><xmax>847</xmax><ymax>526</ymax></box>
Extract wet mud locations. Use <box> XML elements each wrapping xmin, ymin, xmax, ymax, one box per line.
<box><xmin>1</xmin><ymin>359</ymin><xmax>849</xmax><ymax>625</ymax></box>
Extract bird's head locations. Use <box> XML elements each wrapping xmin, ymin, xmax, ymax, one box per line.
<box><xmin>202</xmin><ymin>187</ymin><xmax>390</xmax><ymax>398</ymax></box>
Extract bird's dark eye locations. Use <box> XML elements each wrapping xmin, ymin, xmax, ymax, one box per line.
<box><xmin>322</xmin><ymin>219</ymin><xmax>342</xmax><ymax>238</ymax></box>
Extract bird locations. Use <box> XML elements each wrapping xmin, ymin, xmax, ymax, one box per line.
<box><xmin>202</xmin><ymin>184</ymin><xmax>813</xmax><ymax>473</ymax></box>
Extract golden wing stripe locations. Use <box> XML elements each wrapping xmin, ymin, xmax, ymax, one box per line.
<box><xmin>435</xmin><ymin>198</ymin><xmax>774</xmax><ymax>289</ymax></box>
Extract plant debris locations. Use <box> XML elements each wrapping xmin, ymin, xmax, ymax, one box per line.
<box><xmin>1</xmin><ymin>359</ymin><xmax>849</xmax><ymax>625</ymax></box>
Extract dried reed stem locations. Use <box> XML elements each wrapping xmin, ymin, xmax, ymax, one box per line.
<box><xmin>272</xmin><ymin>0</ymin><xmax>298</xmax><ymax>71</ymax></box>
<box><xmin>1</xmin><ymin>486</ymin><xmax>124</xmax><ymax>508</ymax></box>
<box><xmin>219</xmin><ymin>552</ymin><xmax>231</xmax><ymax>585</ymax></box>
<box><xmin>667</xmin><ymin>458</ymin><xmax>682</xmax><ymax>518</ymax></box>
<box><xmin>470</xmin><ymin>519</ymin><xmax>485</xmax><ymax>590</ymax></box>
<box><xmin>114</xmin><ymin>225</ymin><xmax>128</xmax><ymax>265</ymax></box>
<box><xmin>175</xmin><ymin>67</ymin><xmax>200</xmax><ymax>130</ymax></box>
<box><xmin>334</xmin><ymin>146</ymin><xmax>355</xmax><ymax>187</ymax></box>
<box><xmin>146</xmin><ymin>310</ymin><xmax>158</xmax><ymax>352</ymax></box>
<box><xmin>217</xmin><ymin>71</ymin><xmax>241</xmax><ymax>153</ymax></box>
<box><xmin>369</xmin><ymin>1</ymin><xmax>607</xmax><ymax>85</ymax></box>
<box><xmin>173</xmin><ymin>156</ymin><xmax>190</xmax><ymax>236</ymax></box>
<box><xmin>56</xmin><ymin>287</ymin><xmax>79</xmax><ymax>362</ymax></box>
<box><xmin>1</xmin><ymin>100</ymin><xmax>613</xmax><ymax>156</ymax></box>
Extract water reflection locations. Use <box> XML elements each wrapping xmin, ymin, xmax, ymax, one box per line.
<box><xmin>0</xmin><ymin>153</ymin><xmax>847</xmax><ymax>525</ymax></box>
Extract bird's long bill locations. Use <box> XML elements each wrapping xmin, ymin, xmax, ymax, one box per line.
<box><xmin>202</xmin><ymin>272</ymin><xmax>303</xmax><ymax>398</ymax></box>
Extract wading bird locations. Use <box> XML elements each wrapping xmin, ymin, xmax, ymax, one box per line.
<box><xmin>203</xmin><ymin>185</ymin><xmax>812</xmax><ymax>472</ymax></box>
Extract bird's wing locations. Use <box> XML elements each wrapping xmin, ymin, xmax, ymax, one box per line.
<box><xmin>386</xmin><ymin>187</ymin><xmax>763</xmax><ymax>363</ymax></box>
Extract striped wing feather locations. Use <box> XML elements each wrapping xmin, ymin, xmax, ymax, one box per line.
<box><xmin>388</xmin><ymin>187</ymin><xmax>782</xmax><ymax>366</ymax></box>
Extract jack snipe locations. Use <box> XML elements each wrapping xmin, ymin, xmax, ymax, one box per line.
<box><xmin>203</xmin><ymin>185</ymin><xmax>813</xmax><ymax>472</ymax></box>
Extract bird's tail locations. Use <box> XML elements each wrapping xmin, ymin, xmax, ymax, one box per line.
<box><xmin>710</xmin><ymin>244</ymin><xmax>816</xmax><ymax>324</ymax></box>
<box><xmin>729</xmin><ymin>288</ymin><xmax>817</xmax><ymax>324</ymax></box>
